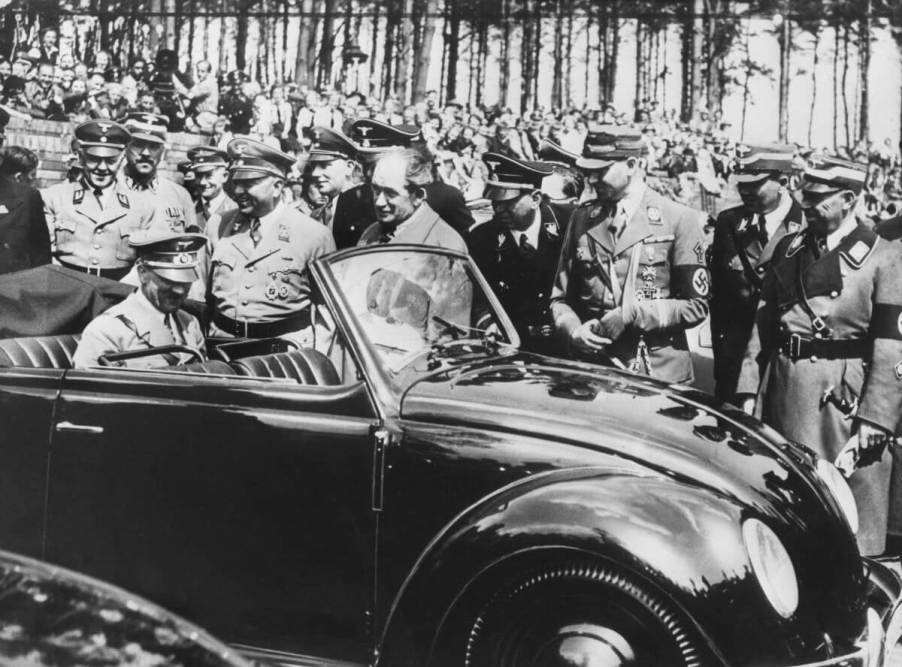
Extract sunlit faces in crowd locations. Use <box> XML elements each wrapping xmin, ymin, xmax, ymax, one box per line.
<box><xmin>137</xmin><ymin>263</ymin><xmax>192</xmax><ymax>314</ymax></box>
<box><xmin>585</xmin><ymin>157</ymin><xmax>641</xmax><ymax>203</ymax></box>
<box><xmin>736</xmin><ymin>174</ymin><xmax>785</xmax><ymax>215</ymax></box>
<box><xmin>370</xmin><ymin>151</ymin><xmax>429</xmax><ymax>227</ymax></box>
<box><xmin>126</xmin><ymin>137</ymin><xmax>165</xmax><ymax>176</ymax></box>
<box><xmin>197</xmin><ymin>166</ymin><xmax>227</xmax><ymax>202</ymax></box>
<box><xmin>81</xmin><ymin>152</ymin><xmax>124</xmax><ymax>190</ymax></box>
<box><xmin>799</xmin><ymin>188</ymin><xmax>856</xmax><ymax>237</ymax></box>
<box><xmin>311</xmin><ymin>158</ymin><xmax>355</xmax><ymax>198</ymax></box>
<box><xmin>227</xmin><ymin>173</ymin><xmax>283</xmax><ymax>217</ymax></box>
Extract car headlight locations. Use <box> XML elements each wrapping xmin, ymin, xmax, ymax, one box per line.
<box><xmin>742</xmin><ymin>518</ymin><xmax>799</xmax><ymax>619</ymax></box>
<box><xmin>817</xmin><ymin>459</ymin><xmax>859</xmax><ymax>535</ymax></box>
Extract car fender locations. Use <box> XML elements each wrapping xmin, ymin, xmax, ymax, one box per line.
<box><xmin>378</xmin><ymin>468</ymin><xmax>748</xmax><ymax>666</ymax></box>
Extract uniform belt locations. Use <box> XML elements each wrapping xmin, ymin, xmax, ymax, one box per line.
<box><xmin>57</xmin><ymin>259</ymin><xmax>131</xmax><ymax>281</ymax></box>
<box><xmin>778</xmin><ymin>333</ymin><xmax>867</xmax><ymax>361</ymax></box>
<box><xmin>212</xmin><ymin>311</ymin><xmax>312</xmax><ymax>338</ymax></box>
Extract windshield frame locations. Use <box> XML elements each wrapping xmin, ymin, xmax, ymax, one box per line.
<box><xmin>311</xmin><ymin>244</ymin><xmax>521</xmax><ymax>415</ymax></box>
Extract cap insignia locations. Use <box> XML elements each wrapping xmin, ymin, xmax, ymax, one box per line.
<box><xmin>589</xmin><ymin>206</ymin><xmax>602</xmax><ymax>218</ymax></box>
<box><xmin>175</xmin><ymin>253</ymin><xmax>191</xmax><ymax>265</ymax></box>
<box><xmin>98</xmin><ymin>122</ymin><xmax>111</xmax><ymax>133</ymax></box>
<box><xmin>543</xmin><ymin>221</ymin><xmax>559</xmax><ymax>238</ymax></box>
<box><xmin>895</xmin><ymin>361</ymin><xmax>902</xmax><ymax>380</ymax></box>
<box><xmin>647</xmin><ymin>206</ymin><xmax>661</xmax><ymax>222</ymax></box>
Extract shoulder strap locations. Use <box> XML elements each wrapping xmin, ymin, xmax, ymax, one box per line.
<box><xmin>727</xmin><ymin>218</ymin><xmax>763</xmax><ymax>289</ymax></box>
<box><xmin>795</xmin><ymin>254</ymin><xmax>833</xmax><ymax>338</ymax></box>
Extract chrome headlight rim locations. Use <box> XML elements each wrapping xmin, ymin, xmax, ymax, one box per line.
<box><xmin>742</xmin><ymin>517</ymin><xmax>800</xmax><ymax>619</ymax></box>
<box><xmin>816</xmin><ymin>459</ymin><xmax>859</xmax><ymax>536</ymax></box>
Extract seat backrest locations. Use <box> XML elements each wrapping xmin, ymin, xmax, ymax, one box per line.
<box><xmin>176</xmin><ymin>359</ymin><xmax>238</xmax><ymax>375</ymax></box>
<box><xmin>231</xmin><ymin>349</ymin><xmax>341</xmax><ymax>386</ymax></box>
<box><xmin>0</xmin><ymin>335</ymin><xmax>82</xmax><ymax>369</ymax></box>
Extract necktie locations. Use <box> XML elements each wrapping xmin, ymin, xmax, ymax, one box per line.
<box><xmin>813</xmin><ymin>234</ymin><xmax>827</xmax><ymax>258</ymax></box>
<box><xmin>379</xmin><ymin>227</ymin><xmax>395</xmax><ymax>244</ymax></box>
<box><xmin>756</xmin><ymin>214</ymin><xmax>769</xmax><ymax>245</ymax></box>
<box><xmin>249</xmin><ymin>217</ymin><xmax>262</xmax><ymax>246</ymax></box>
<box><xmin>519</xmin><ymin>233</ymin><xmax>537</xmax><ymax>258</ymax></box>
<box><xmin>164</xmin><ymin>313</ymin><xmax>185</xmax><ymax>345</ymax></box>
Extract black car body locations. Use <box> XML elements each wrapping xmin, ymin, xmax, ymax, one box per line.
<box><xmin>0</xmin><ymin>248</ymin><xmax>899</xmax><ymax>667</ymax></box>
<box><xmin>0</xmin><ymin>548</ymin><xmax>250</xmax><ymax>666</ymax></box>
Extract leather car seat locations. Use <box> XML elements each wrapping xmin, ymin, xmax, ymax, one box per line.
<box><xmin>175</xmin><ymin>360</ymin><xmax>238</xmax><ymax>375</ymax></box>
<box><xmin>230</xmin><ymin>349</ymin><xmax>341</xmax><ymax>386</ymax></box>
<box><xmin>0</xmin><ymin>334</ymin><xmax>82</xmax><ymax>369</ymax></box>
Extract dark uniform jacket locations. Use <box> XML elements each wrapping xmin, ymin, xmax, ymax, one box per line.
<box><xmin>738</xmin><ymin>222</ymin><xmax>902</xmax><ymax>555</ymax></box>
<box><xmin>425</xmin><ymin>182</ymin><xmax>475</xmax><ymax>236</ymax></box>
<box><xmin>708</xmin><ymin>197</ymin><xmax>804</xmax><ymax>401</ymax></box>
<box><xmin>550</xmin><ymin>185</ymin><xmax>710</xmax><ymax>383</ymax></box>
<box><xmin>0</xmin><ymin>177</ymin><xmax>51</xmax><ymax>275</ymax></box>
<box><xmin>468</xmin><ymin>202</ymin><xmax>567</xmax><ymax>354</ymax></box>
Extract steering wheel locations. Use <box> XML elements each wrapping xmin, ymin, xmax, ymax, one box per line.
<box><xmin>98</xmin><ymin>345</ymin><xmax>205</xmax><ymax>366</ymax></box>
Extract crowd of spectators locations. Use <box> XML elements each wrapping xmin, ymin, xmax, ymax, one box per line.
<box><xmin>4</xmin><ymin>27</ymin><xmax>902</xmax><ymax>220</ymax></box>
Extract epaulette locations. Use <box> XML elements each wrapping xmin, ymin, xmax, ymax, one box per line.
<box><xmin>72</xmin><ymin>187</ymin><xmax>84</xmax><ymax>205</ymax></box>
<box><xmin>784</xmin><ymin>231</ymin><xmax>805</xmax><ymax>258</ymax></box>
<box><xmin>839</xmin><ymin>227</ymin><xmax>879</xmax><ymax>269</ymax></box>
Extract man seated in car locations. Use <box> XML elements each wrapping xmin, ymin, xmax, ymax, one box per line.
<box><xmin>73</xmin><ymin>230</ymin><xmax>207</xmax><ymax>369</ymax></box>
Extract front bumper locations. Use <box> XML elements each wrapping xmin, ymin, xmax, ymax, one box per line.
<box><xmin>793</xmin><ymin>557</ymin><xmax>902</xmax><ymax>667</ymax></box>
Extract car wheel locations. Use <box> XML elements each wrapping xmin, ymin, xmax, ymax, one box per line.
<box><xmin>462</xmin><ymin>561</ymin><xmax>705</xmax><ymax>667</ymax></box>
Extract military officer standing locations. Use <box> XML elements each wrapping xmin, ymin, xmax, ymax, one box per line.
<box><xmin>536</xmin><ymin>137</ymin><xmax>583</xmax><ymax>223</ymax></box>
<box><xmin>218</xmin><ymin>71</ymin><xmax>253</xmax><ymax>135</ymax></box>
<box><xmin>709</xmin><ymin>144</ymin><xmax>804</xmax><ymax>403</ymax></box>
<box><xmin>737</xmin><ymin>155</ymin><xmax>902</xmax><ymax>556</ymax></box>
<box><xmin>188</xmin><ymin>146</ymin><xmax>236</xmax><ymax>240</ymax></box>
<box><xmin>208</xmin><ymin>136</ymin><xmax>335</xmax><ymax>339</ymax></box>
<box><xmin>120</xmin><ymin>112</ymin><xmax>198</xmax><ymax>234</ymax></box>
<box><xmin>550</xmin><ymin>124</ymin><xmax>710</xmax><ymax>383</ymax></box>
<box><xmin>73</xmin><ymin>230</ymin><xmax>207</xmax><ymax>369</ymax></box>
<box><xmin>43</xmin><ymin>119</ymin><xmax>155</xmax><ymax>280</ymax></box>
<box><xmin>468</xmin><ymin>152</ymin><xmax>566</xmax><ymax>355</ymax></box>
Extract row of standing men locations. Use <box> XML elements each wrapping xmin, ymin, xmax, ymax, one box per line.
<box><xmin>23</xmin><ymin>111</ymin><xmax>902</xmax><ymax>557</ymax></box>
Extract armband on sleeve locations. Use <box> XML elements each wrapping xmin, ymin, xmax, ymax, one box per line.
<box><xmin>871</xmin><ymin>303</ymin><xmax>902</xmax><ymax>340</ymax></box>
<box><xmin>672</xmin><ymin>264</ymin><xmax>711</xmax><ymax>299</ymax></box>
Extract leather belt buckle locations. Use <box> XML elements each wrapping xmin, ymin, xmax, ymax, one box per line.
<box><xmin>788</xmin><ymin>333</ymin><xmax>802</xmax><ymax>361</ymax></box>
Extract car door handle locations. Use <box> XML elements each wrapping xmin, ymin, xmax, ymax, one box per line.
<box><xmin>55</xmin><ymin>421</ymin><xmax>104</xmax><ymax>435</ymax></box>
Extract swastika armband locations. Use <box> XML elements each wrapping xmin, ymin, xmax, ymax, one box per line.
<box><xmin>673</xmin><ymin>264</ymin><xmax>711</xmax><ymax>299</ymax></box>
<box><xmin>871</xmin><ymin>303</ymin><xmax>902</xmax><ymax>340</ymax></box>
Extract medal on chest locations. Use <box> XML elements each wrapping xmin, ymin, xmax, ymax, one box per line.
<box><xmin>265</xmin><ymin>271</ymin><xmax>291</xmax><ymax>300</ymax></box>
<box><xmin>637</xmin><ymin>265</ymin><xmax>661</xmax><ymax>300</ymax></box>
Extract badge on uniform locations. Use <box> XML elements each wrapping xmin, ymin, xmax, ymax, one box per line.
<box><xmin>896</xmin><ymin>361</ymin><xmax>902</xmax><ymax>381</ymax></box>
<box><xmin>787</xmin><ymin>233</ymin><xmax>804</xmax><ymax>256</ymax></box>
<box><xmin>644</xmin><ymin>246</ymin><xmax>656</xmax><ymax>263</ymax></box>
<box><xmin>543</xmin><ymin>222</ymin><xmax>559</xmax><ymax>238</ymax></box>
<box><xmin>73</xmin><ymin>189</ymin><xmax>84</xmax><ymax>205</ymax></box>
<box><xmin>737</xmin><ymin>216</ymin><xmax>750</xmax><ymax>233</ymax></box>
<box><xmin>117</xmin><ymin>193</ymin><xmax>130</xmax><ymax>209</ymax></box>
<box><xmin>638</xmin><ymin>266</ymin><xmax>660</xmax><ymax>300</ymax></box>
<box><xmin>692</xmin><ymin>267</ymin><xmax>710</xmax><ymax>297</ymax></box>
<box><xmin>0</xmin><ymin>205</ymin><xmax>8</xmax><ymax>215</ymax></box>
<box><xmin>576</xmin><ymin>246</ymin><xmax>591</xmax><ymax>262</ymax></box>
<box><xmin>693</xmin><ymin>241</ymin><xmax>705</xmax><ymax>264</ymax></box>
<box><xmin>848</xmin><ymin>241</ymin><xmax>870</xmax><ymax>264</ymax></box>
<box><xmin>497</xmin><ymin>233</ymin><xmax>506</xmax><ymax>249</ymax></box>
<box><xmin>646</xmin><ymin>206</ymin><xmax>662</xmax><ymax>224</ymax></box>
<box><xmin>589</xmin><ymin>206</ymin><xmax>602</xmax><ymax>219</ymax></box>
<box><xmin>278</xmin><ymin>224</ymin><xmax>291</xmax><ymax>242</ymax></box>
<box><xmin>788</xmin><ymin>221</ymin><xmax>801</xmax><ymax>233</ymax></box>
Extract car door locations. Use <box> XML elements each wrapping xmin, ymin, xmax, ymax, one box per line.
<box><xmin>45</xmin><ymin>365</ymin><xmax>377</xmax><ymax>664</ymax></box>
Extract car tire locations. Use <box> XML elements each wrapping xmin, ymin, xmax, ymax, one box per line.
<box><xmin>460</xmin><ymin>561</ymin><xmax>705</xmax><ymax>667</ymax></box>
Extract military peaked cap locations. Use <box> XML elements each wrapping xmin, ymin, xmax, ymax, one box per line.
<box><xmin>74</xmin><ymin>119</ymin><xmax>131</xmax><ymax>157</ymax></box>
<box><xmin>350</xmin><ymin>119</ymin><xmax>422</xmax><ymax>152</ymax></box>
<box><xmin>536</xmin><ymin>139</ymin><xmax>580</xmax><ymax>168</ymax></box>
<box><xmin>576</xmin><ymin>124</ymin><xmax>646</xmax><ymax>171</ymax></box>
<box><xmin>307</xmin><ymin>127</ymin><xmax>359</xmax><ymax>163</ymax></box>
<box><xmin>482</xmin><ymin>152</ymin><xmax>555</xmax><ymax>201</ymax></box>
<box><xmin>188</xmin><ymin>146</ymin><xmax>228</xmax><ymax>172</ymax></box>
<box><xmin>130</xmin><ymin>230</ymin><xmax>206</xmax><ymax>283</ymax></box>
<box><xmin>733</xmin><ymin>143</ymin><xmax>795</xmax><ymax>183</ymax></box>
<box><xmin>802</xmin><ymin>154</ymin><xmax>868</xmax><ymax>194</ymax></box>
<box><xmin>227</xmin><ymin>135</ymin><xmax>296</xmax><ymax>179</ymax></box>
<box><xmin>123</xmin><ymin>112</ymin><xmax>169</xmax><ymax>144</ymax></box>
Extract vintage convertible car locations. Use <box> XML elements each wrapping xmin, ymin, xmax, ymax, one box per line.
<box><xmin>0</xmin><ymin>246</ymin><xmax>900</xmax><ymax>667</ymax></box>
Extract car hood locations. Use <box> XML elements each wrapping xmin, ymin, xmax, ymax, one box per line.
<box><xmin>401</xmin><ymin>351</ymin><xmax>859</xmax><ymax>558</ymax></box>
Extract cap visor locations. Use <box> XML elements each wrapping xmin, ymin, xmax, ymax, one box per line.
<box><xmin>485</xmin><ymin>185</ymin><xmax>530</xmax><ymax>202</ymax></box>
<box><xmin>81</xmin><ymin>144</ymin><xmax>124</xmax><ymax>158</ymax></box>
<box><xmin>575</xmin><ymin>156</ymin><xmax>615</xmax><ymax>171</ymax></box>
<box><xmin>151</xmin><ymin>266</ymin><xmax>199</xmax><ymax>283</ymax></box>
<box><xmin>229</xmin><ymin>166</ymin><xmax>282</xmax><ymax>180</ymax></box>
<box><xmin>128</xmin><ymin>131</ymin><xmax>166</xmax><ymax>144</ymax></box>
<box><xmin>193</xmin><ymin>163</ymin><xmax>226</xmax><ymax>173</ymax></box>
<box><xmin>734</xmin><ymin>172</ymin><xmax>772</xmax><ymax>184</ymax></box>
<box><xmin>801</xmin><ymin>180</ymin><xmax>843</xmax><ymax>194</ymax></box>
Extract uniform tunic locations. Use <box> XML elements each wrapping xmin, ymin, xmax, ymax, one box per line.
<box><xmin>357</xmin><ymin>202</ymin><xmax>468</xmax><ymax>253</ymax></box>
<box><xmin>73</xmin><ymin>289</ymin><xmax>205</xmax><ymax>369</ymax></box>
<box><xmin>709</xmin><ymin>197</ymin><xmax>804</xmax><ymax>401</ymax></box>
<box><xmin>468</xmin><ymin>202</ymin><xmax>567</xmax><ymax>355</ymax></box>
<box><xmin>42</xmin><ymin>179</ymin><xmax>155</xmax><ymax>275</ymax></box>
<box><xmin>738</xmin><ymin>223</ymin><xmax>902</xmax><ymax>555</ymax></box>
<box><xmin>0</xmin><ymin>177</ymin><xmax>51</xmax><ymax>274</ymax></box>
<box><xmin>550</xmin><ymin>185</ymin><xmax>710</xmax><ymax>383</ymax></box>
<box><xmin>209</xmin><ymin>203</ymin><xmax>336</xmax><ymax>333</ymax></box>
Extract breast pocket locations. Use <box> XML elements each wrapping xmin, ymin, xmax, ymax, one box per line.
<box><xmin>210</xmin><ymin>256</ymin><xmax>237</xmax><ymax>295</ymax></box>
<box><xmin>269</xmin><ymin>255</ymin><xmax>305</xmax><ymax>303</ymax></box>
<box><xmin>54</xmin><ymin>219</ymin><xmax>78</xmax><ymax>251</ymax></box>
<box><xmin>115</xmin><ymin>223</ymin><xmax>141</xmax><ymax>261</ymax></box>
<box><xmin>640</xmin><ymin>241</ymin><xmax>670</xmax><ymax>268</ymax></box>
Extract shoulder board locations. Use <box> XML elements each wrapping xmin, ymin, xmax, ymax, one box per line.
<box><xmin>785</xmin><ymin>231</ymin><xmax>805</xmax><ymax>258</ymax></box>
<box><xmin>736</xmin><ymin>215</ymin><xmax>751</xmax><ymax>233</ymax></box>
<box><xmin>72</xmin><ymin>187</ymin><xmax>84</xmax><ymax>205</ymax></box>
<box><xmin>117</xmin><ymin>193</ymin><xmax>130</xmax><ymax>209</ymax></box>
<box><xmin>643</xmin><ymin>234</ymin><xmax>675</xmax><ymax>244</ymax></box>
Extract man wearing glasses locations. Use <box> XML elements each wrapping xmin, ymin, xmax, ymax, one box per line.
<box><xmin>737</xmin><ymin>155</ymin><xmax>902</xmax><ymax>557</ymax></box>
<box><xmin>467</xmin><ymin>152</ymin><xmax>565</xmax><ymax>354</ymax></box>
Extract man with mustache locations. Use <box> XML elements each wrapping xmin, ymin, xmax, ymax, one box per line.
<box><xmin>737</xmin><ymin>155</ymin><xmax>902</xmax><ymax>556</ymax></box>
<box><xmin>187</xmin><ymin>146</ymin><xmax>236</xmax><ymax>242</ymax></box>
<box><xmin>42</xmin><ymin>119</ymin><xmax>155</xmax><ymax>280</ymax></box>
<box><xmin>549</xmin><ymin>124</ymin><xmax>710</xmax><ymax>383</ymax></box>
<box><xmin>120</xmin><ymin>112</ymin><xmax>198</xmax><ymax>235</ymax></box>
<box><xmin>708</xmin><ymin>144</ymin><xmax>803</xmax><ymax>404</ymax></box>
<box><xmin>208</xmin><ymin>136</ymin><xmax>335</xmax><ymax>340</ymax></box>
<box><xmin>73</xmin><ymin>230</ymin><xmax>207</xmax><ymax>369</ymax></box>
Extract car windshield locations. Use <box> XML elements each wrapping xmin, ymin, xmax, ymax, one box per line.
<box><xmin>324</xmin><ymin>248</ymin><xmax>513</xmax><ymax>375</ymax></box>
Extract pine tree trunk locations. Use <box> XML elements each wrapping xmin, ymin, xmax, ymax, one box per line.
<box><xmin>445</xmin><ymin>0</ymin><xmax>459</xmax><ymax>103</ymax></box>
<box><xmin>236</xmin><ymin>0</ymin><xmax>249</xmax><ymax>71</ymax></box>
<box><xmin>500</xmin><ymin>0</ymin><xmax>511</xmax><ymax>108</ymax></box>
<box><xmin>808</xmin><ymin>25</ymin><xmax>820</xmax><ymax>146</ymax></box>
<box><xmin>412</xmin><ymin>0</ymin><xmax>439</xmax><ymax>103</ymax></box>
<box><xmin>394</xmin><ymin>0</ymin><xmax>414</xmax><ymax>102</ymax></box>
<box><xmin>634</xmin><ymin>18</ymin><xmax>642</xmax><ymax>120</ymax></box>
<box><xmin>552</xmin><ymin>0</ymin><xmax>563</xmax><ymax>109</ymax></box>
<box><xmin>369</xmin><ymin>2</ymin><xmax>381</xmax><ymax>97</ymax></box>
<box><xmin>584</xmin><ymin>8</ymin><xmax>592</xmax><ymax>106</ymax></box>
<box><xmin>520</xmin><ymin>0</ymin><xmax>534</xmax><ymax>113</ymax></box>
<box><xmin>598</xmin><ymin>4</ymin><xmax>608</xmax><ymax>105</ymax></box>
<box><xmin>531</xmin><ymin>0</ymin><xmax>542</xmax><ymax>109</ymax></box>
<box><xmin>859</xmin><ymin>9</ymin><xmax>870</xmax><ymax>142</ymax></box>
<box><xmin>778</xmin><ymin>15</ymin><xmax>791</xmax><ymax>142</ymax></box>
<box><xmin>842</xmin><ymin>23</ymin><xmax>851</xmax><ymax>149</ymax></box>
<box><xmin>833</xmin><ymin>23</ymin><xmax>840</xmax><ymax>151</ymax></box>
<box><xmin>607</xmin><ymin>4</ymin><xmax>619</xmax><ymax>103</ymax></box>
<box><xmin>740</xmin><ymin>19</ymin><xmax>751</xmax><ymax>139</ymax></box>
<box><xmin>319</xmin><ymin>0</ymin><xmax>336</xmax><ymax>90</ymax></box>
<box><xmin>564</xmin><ymin>7</ymin><xmax>573</xmax><ymax>108</ymax></box>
